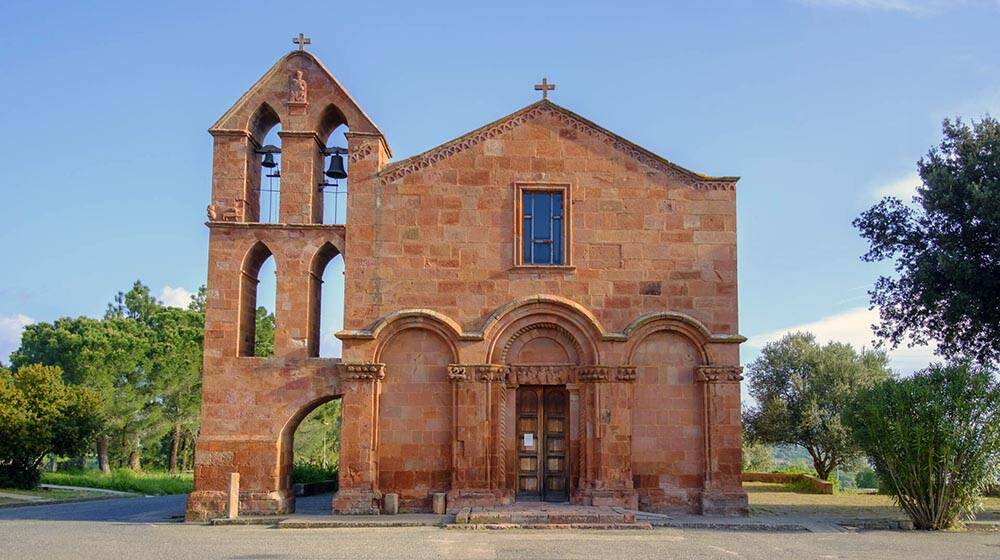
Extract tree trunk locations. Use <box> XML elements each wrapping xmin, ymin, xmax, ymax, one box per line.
<box><xmin>168</xmin><ymin>421</ymin><xmax>181</xmax><ymax>473</ymax></box>
<box><xmin>128</xmin><ymin>449</ymin><xmax>141</xmax><ymax>471</ymax></box>
<box><xmin>180</xmin><ymin>431</ymin><xmax>192</xmax><ymax>472</ymax></box>
<box><xmin>97</xmin><ymin>436</ymin><xmax>111</xmax><ymax>473</ymax></box>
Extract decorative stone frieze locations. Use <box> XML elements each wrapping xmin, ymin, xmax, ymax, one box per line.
<box><xmin>476</xmin><ymin>365</ymin><xmax>509</xmax><ymax>382</ymax></box>
<box><xmin>337</xmin><ymin>362</ymin><xmax>385</xmax><ymax>380</ymax></box>
<box><xmin>695</xmin><ymin>365</ymin><xmax>743</xmax><ymax>383</ymax></box>
<box><xmin>448</xmin><ymin>364</ymin><xmax>510</xmax><ymax>383</ymax></box>
<box><xmin>508</xmin><ymin>365</ymin><xmax>571</xmax><ymax>385</ymax></box>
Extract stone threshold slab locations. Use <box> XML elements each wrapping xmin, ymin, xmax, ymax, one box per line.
<box><xmin>445</xmin><ymin>522</ymin><xmax>653</xmax><ymax>530</ymax></box>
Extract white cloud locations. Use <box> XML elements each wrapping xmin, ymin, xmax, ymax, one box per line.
<box><xmin>0</xmin><ymin>314</ymin><xmax>33</xmax><ymax>364</ymax></box>
<box><xmin>873</xmin><ymin>172</ymin><xmax>921</xmax><ymax>199</ymax></box>
<box><xmin>745</xmin><ymin>306</ymin><xmax>936</xmax><ymax>374</ymax></box>
<box><xmin>159</xmin><ymin>286</ymin><xmax>194</xmax><ymax>309</ymax></box>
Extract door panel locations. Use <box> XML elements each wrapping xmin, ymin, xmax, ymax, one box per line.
<box><xmin>516</xmin><ymin>385</ymin><xmax>569</xmax><ymax>501</ymax></box>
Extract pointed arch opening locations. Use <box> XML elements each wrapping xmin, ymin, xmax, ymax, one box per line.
<box><xmin>308</xmin><ymin>242</ymin><xmax>344</xmax><ymax>357</ymax></box>
<box><xmin>318</xmin><ymin>104</ymin><xmax>350</xmax><ymax>225</ymax></box>
<box><xmin>247</xmin><ymin>103</ymin><xmax>282</xmax><ymax>224</ymax></box>
<box><xmin>238</xmin><ymin>241</ymin><xmax>277</xmax><ymax>357</ymax></box>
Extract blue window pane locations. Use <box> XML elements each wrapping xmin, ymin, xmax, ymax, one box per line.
<box><xmin>522</xmin><ymin>191</ymin><xmax>564</xmax><ymax>265</ymax></box>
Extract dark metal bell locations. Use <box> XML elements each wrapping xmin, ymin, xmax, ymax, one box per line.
<box><xmin>261</xmin><ymin>152</ymin><xmax>277</xmax><ymax>169</ymax></box>
<box><xmin>325</xmin><ymin>154</ymin><xmax>348</xmax><ymax>179</ymax></box>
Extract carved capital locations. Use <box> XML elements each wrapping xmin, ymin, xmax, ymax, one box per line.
<box><xmin>695</xmin><ymin>365</ymin><xmax>743</xmax><ymax>383</ymax></box>
<box><xmin>574</xmin><ymin>366</ymin><xmax>636</xmax><ymax>383</ymax></box>
<box><xmin>447</xmin><ymin>365</ymin><xmax>469</xmax><ymax>382</ymax></box>
<box><xmin>616</xmin><ymin>366</ymin><xmax>637</xmax><ymax>382</ymax></box>
<box><xmin>338</xmin><ymin>362</ymin><xmax>385</xmax><ymax>381</ymax></box>
<box><xmin>576</xmin><ymin>366</ymin><xmax>612</xmax><ymax>383</ymax></box>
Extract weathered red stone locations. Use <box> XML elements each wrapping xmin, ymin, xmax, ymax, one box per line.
<box><xmin>186</xmin><ymin>48</ymin><xmax>748</xmax><ymax>521</ymax></box>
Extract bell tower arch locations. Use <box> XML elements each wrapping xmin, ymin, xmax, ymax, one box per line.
<box><xmin>188</xmin><ymin>38</ymin><xmax>390</xmax><ymax>521</ymax></box>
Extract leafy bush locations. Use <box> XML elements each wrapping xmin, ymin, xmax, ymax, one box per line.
<box><xmin>42</xmin><ymin>469</ymin><xmax>192</xmax><ymax>495</ymax></box>
<box><xmin>0</xmin><ymin>365</ymin><xmax>103</xmax><ymax>488</ymax></box>
<box><xmin>291</xmin><ymin>461</ymin><xmax>338</xmax><ymax>485</ymax></box>
<box><xmin>845</xmin><ymin>362</ymin><xmax>1000</xmax><ymax>529</ymax></box>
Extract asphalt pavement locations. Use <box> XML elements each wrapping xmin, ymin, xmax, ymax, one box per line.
<box><xmin>1</xmin><ymin>495</ymin><xmax>999</xmax><ymax>560</ymax></box>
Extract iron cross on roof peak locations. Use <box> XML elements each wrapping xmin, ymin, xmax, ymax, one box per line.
<box><xmin>293</xmin><ymin>33</ymin><xmax>311</xmax><ymax>51</ymax></box>
<box><xmin>534</xmin><ymin>77</ymin><xmax>555</xmax><ymax>100</ymax></box>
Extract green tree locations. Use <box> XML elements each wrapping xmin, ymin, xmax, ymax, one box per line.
<box><xmin>854</xmin><ymin>117</ymin><xmax>1000</xmax><ymax>364</ymax></box>
<box><xmin>743</xmin><ymin>332</ymin><xmax>892</xmax><ymax>480</ymax></box>
<box><xmin>255</xmin><ymin>306</ymin><xmax>275</xmax><ymax>358</ymax></box>
<box><xmin>845</xmin><ymin>362</ymin><xmax>1000</xmax><ymax>529</ymax></box>
<box><xmin>0</xmin><ymin>365</ymin><xmax>102</xmax><ymax>488</ymax></box>
<box><xmin>742</xmin><ymin>439</ymin><xmax>775</xmax><ymax>473</ymax></box>
<box><xmin>146</xmin><ymin>306</ymin><xmax>203</xmax><ymax>472</ymax></box>
<box><xmin>10</xmin><ymin>281</ymin><xmax>205</xmax><ymax>472</ymax></box>
<box><xmin>11</xmin><ymin>316</ymin><xmax>151</xmax><ymax>472</ymax></box>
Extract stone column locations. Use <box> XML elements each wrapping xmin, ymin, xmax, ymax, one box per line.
<box><xmin>208</xmin><ymin>130</ymin><xmax>256</xmax><ymax>222</ymax></box>
<box><xmin>573</xmin><ymin>367</ymin><xmax>638</xmax><ymax>509</ymax></box>
<box><xmin>277</xmin><ymin>131</ymin><xmax>324</xmax><ymax>224</ymax></box>
<box><xmin>446</xmin><ymin>365</ymin><xmax>509</xmax><ymax>511</ymax></box>
<box><xmin>332</xmin><ymin>363</ymin><xmax>383</xmax><ymax>514</ymax></box>
<box><xmin>696</xmin><ymin>365</ymin><xmax>749</xmax><ymax>515</ymax></box>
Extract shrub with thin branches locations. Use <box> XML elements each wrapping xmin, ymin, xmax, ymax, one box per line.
<box><xmin>845</xmin><ymin>362</ymin><xmax>1000</xmax><ymax>529</ymax></box>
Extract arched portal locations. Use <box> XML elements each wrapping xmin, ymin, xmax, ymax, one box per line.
<box><xmin>277</xmin><ymin>395</ymin><xmax>342</xmax><ymax>513</ymax></box>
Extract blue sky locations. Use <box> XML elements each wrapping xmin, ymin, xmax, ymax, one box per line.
<box><xmin>2</xmin><ymin>0</ymin><xmax>999</xmax><ymax>370</ymax></box>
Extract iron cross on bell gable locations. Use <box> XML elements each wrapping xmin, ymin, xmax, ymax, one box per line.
<box><xmin>293</xmin><ymin>33</ymin><xmax>311</xmax><ymax>51</ymax></box>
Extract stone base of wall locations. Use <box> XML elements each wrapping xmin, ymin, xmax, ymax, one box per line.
<box><xmin>185</xmin><ymin>490</ymin><xmax>293</xmax><ymax>522</ymax></box>
<box><xmin>332</xmin><ymin>487</ymin><xmax>382</xmax><ymax>514</ymax></box>
<box><xmin>573</xmin><ymin>488</ymin><xmax>639</xmax><ymax>510</ymax></box>
<box><xmin>445</xmin><ymin>489</ymin><xmax>514</xmax><ymax>512</ymax></box>
<box><xmin>700</xmin><ymin>489</ymin><xmax>749</xmax><ymax>516</ymax></box>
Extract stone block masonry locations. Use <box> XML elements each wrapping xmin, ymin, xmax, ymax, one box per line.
<box><xmin>186</xmin><ymin>44</ymin><xmax>748</xmax><ymax>521</ymax></box>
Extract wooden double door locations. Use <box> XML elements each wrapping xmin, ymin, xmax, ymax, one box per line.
<box><xmin>516</xmin><ymin>386</ymin><xmax>569</xmax><ymax>501</ymax></box>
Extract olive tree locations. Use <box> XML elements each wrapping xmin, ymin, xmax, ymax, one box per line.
<box><xmin>743</xmin><ymin>332</ymin><xmax>892</xmax><ymax>480</ymax></box>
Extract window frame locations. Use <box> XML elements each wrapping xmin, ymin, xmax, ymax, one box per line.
<box><xmin>513</xmin><ymin>182</ymin><xmax>573</xmax><ymax>270</ymax></box>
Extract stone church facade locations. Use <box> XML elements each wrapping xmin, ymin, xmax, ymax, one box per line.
<box><xmin>186</xmin><ymin>45</ymin><xmax>748</xmax><ymax>521</ymax></box>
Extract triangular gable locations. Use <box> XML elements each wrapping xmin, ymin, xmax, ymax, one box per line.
<box><xmin>210</xmin><ymin>50</ymin><xmax>387</xmax><ymax>149</ymax></box>
<box><xmin>378</xmin><ymin>99</ymin><xmax>736</xmax><ymax>189</ymax></box>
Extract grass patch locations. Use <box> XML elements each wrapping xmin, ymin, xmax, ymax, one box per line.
<box><xmin>0</xmin><ymin>486</ymin><xmax>108</xmax><ymax>506</ymax></box>
<box><xmin>747</xmin><ymin>486</ymin><xmax>1000</xmax><ymax>522</ymax></box>
<box><xmin>41</xmin><ymin>469</ymin><xmax>193</xmax><ymax>495</ymax></box>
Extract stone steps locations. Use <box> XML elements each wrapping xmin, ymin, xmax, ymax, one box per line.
<box><xmin>452</xmin><ymin>505</ymin><xmax>647</xmax><ymax>529</ymax></box>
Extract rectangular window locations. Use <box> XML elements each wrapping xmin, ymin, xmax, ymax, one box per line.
<box><xmin>522</xmin><ymin>190</ymin><xmax>564</xmax><ymax>265</ymax></box>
